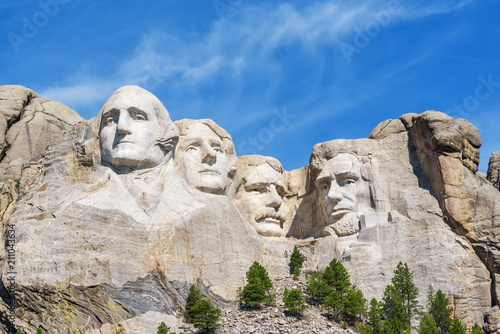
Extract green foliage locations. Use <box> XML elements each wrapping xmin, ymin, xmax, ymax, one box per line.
<box><xmin>449</xmin><ymin>318</ymin><xmax>467</xmax><ymax>334</ymax></box>
<box><xmin>240</xmin><ymin>261</ymin><xmax>274</xmax><ymax>307</ymax></box>
<box><xmin>283</xmin><ymin>287</ymin><xmax>308</xmax><ymax>316</ymax></box>
<box><xmin>470</xmin><ymin>323</ymin><xmax>484</xmax><ymax>334</ymax></box>
<box><xmin>247</xmin><ymin>261</ymin><xmax>273</xmax><ymax>290</ymax></box>
<box><xmin>355</xmin><ymin>323</ymin><xmax>374</xmax><ymax>334</ymax></box>
<box><xmin>36</xmin><ymin>329</ymin><xmax>42</xmax><ymax>334</ymax></box>
<box><xmin>190</xmin><ymin>299</ymin><xmax>221</xmax><ymax>333</ymax></box>
<box><xmin>418</xmin><ymin>313</ymin><xmax>440</xmax><ymax>334</ymax></box>
<box><xmin>306</xmin><ymin>273</ymin><xmax>332</xmax><ymax>304</ymax></box>
<box><xmin>16</xmin><ymin>331</ymin><xmax>24</xmax><ymax>334</ymax></box>
<box><xmin>324</xmin><ymin>258</ymin><xmax>351</xmax><ymax>292</ymax></box>
<box><xmin>289</xmin><ymin>246</ymin><xmax>305</xmax><ymax>278</ymax></box>
<box><xmin>382</xmin><ymin>262</ymin><xmax>419</xmax><ymax>331</ymax></box>
<box><xmin>184</xmin><ymin>284</ymin><xmax>221</xmax><ymax>332</ymax></box>
<box><xmin>342</xmin><ymin>286</ymin><xmax>367</xmax><ymax>322</ymax></box>
<box><xmin>368</xmin><ymin>298</ymin><xmax>384</xmax><ymax>334</ymax></box>
<box><xmin>185</xmin><ymin>284</ymin><xmax>203</xmax><ymax>322</ymax></box>
<box><xmin>427</xmin><ymin>286</ymin><xmax>452</xmax><ymax>334</ymax></box>
<box><xmin>157</xmin><ymin>322</ymin><xmax>176</xmax><ymax>334</ymax></box>
<box><xmin>325</xmin><ymin>290</ymin><xmax>344</xmax><ymax>321</ymax></box>
<box><xmin>306</xmin><ymin>258</ymin><xmax>367</xmax><ymax>325</ymax></box>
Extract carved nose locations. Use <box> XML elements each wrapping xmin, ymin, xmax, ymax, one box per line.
<box><xmin>116</xmin><ymin>110</ymin><xmax>132</xmax><ymax>135</ymax></box>
<box><xmin>201</xmin><ymin>145</ymin><xmax>217</xmax><ymax>165</ymax></box>
<box><xmin>266</xmin><ymin>185</ymin><xmax>282</xmax><ymax>209</ymax></box>
<box><xmin>327</xmin><ymin>183</ymin><xmax>343</xmax><ymax>203</ymax></box>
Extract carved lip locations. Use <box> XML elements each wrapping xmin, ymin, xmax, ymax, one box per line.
<box><xmin>329</xmin><ymin>208</ymin><xmax>352</xmax><ymax>218</ymax></box>
<box><xmin>257</xmin><ymin>217</ymin><xmax>282</xmax><ymax>225</ymax></box>
<box><xmin>114</xmin><ymin>140</ymin><xmax>135</xmax><ymax>147</ymax></box>
<box><xmin>199</xmin><ymin>169</ymin><xmax>220</xmax><ymax>174</ymax></box>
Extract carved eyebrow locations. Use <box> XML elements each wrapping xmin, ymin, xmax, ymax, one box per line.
<box><xmin>316</xmin><ymin>175</ymin><xmax>332</xmax><ymax>184</ymax></box>
<box><xmin>128</xmin><ymin>107</ymin><xmax>148</xmax><ymax>118</ymax></box>
<box><xmin>102</xmin><ymin>109</ymin><xmax>119</xmax><ymax>119</ymax></box>
<box><xmin>335</xmin><ymin>171</ymin><xmax>360</xmax><ymax>180</ymax></box>
<box><xmin>245</xmin><ymin>182</ymin><xmax>268</xmax><ymax>189</ymax></box>
<box><xmin>208</xmin><ymin>138</ymin><xmax>223</xmax><ymax>147</ymax></box>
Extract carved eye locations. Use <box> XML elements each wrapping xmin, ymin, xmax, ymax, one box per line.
<box><xmin>248</xmin><ymin>185</ymin><xmax>266</xmax><ymax>193</ymax></box>
<box><xmin>213</xmin><ymin>146</ymin><xmax>223</xmax><ymax>153</ymax></box>
<box><xmin>320</xmin><ymin>183</ymin><xmax>329</xmax><ymax>191</ymax></box>
<box><xmin>343</xmin><ymin>179</ymin><xmax>356</xmax><ymax>186</ymax></box>
<box><xmin>134</xmin><ymin>114</ymin><xmax>146</xmax><ymax>121</ymax></box>
<box><xmin>105</xmin><ymin>117</ymin><xmax>115</xmax><ymax>125</ymax></box>
<box><xmin>186</xmin><ymin>146</ymin><xmax>198</xmax><ymax>152</ymax></box>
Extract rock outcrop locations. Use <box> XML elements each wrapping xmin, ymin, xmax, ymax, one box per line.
<box><xmin>1</xmin><ymin>86</ymin><xmax>499</xmax><ymax>333</ymax></box>
<box><xmin>487</xmin><ymin>151</ymin><xmax>500</xmax><ymax>190</ymax></box>
<box><xmin>0</xmin><ymin>85</ymin><xmax>83</xmax><ymax>220</ymax></box>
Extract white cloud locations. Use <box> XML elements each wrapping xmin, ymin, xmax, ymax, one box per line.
<box><xmin>38</xmin><ymin>0</ymin><xmax>472</xmax><ymax>113</ymax></box>
<box><xmin>40</xmin><ymin>82</ymin><xmax>116</xmax><ymax>108</ymax></box>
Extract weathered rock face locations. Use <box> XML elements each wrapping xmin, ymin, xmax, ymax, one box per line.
<box><xmin>1</xmin><ymin>86</ymin><xmax>499</xmax><ymax>333</ymax></box>
<box><xmin>487</xmin><ymin>151</ymin><xmax>500</xmax><ymax>190</ymax></box>
<box><xmin>0</xmin><ymin>85</ymin><xmax>83</xmax><ymax>219</ymax></box>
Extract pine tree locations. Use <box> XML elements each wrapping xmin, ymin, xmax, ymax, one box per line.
<box><xmin>157</xmin><ymin>322</ymin><xmax>176</xmax><ymax>334</ymax></box>
<box><xmin>306</xmin><ymin>273</ymin><xmax>332</xmax><ymax>304</ymax></box>
<box><xmin>240</xmin><ymin>270</ymin><xmax>268</xmax><ymax>307</ymax></box>
<box><xmin>283</xmin><ymin>287</ymin><xmax>309</xmax><ymax>316</ymax></box>
<box><xmin>342</xmin><ymin>286</ymin><xmax>367</xmax><ymax>323</ymax></box>
<box><xmin>289</xmin><ymin>246</ymin><xmax>305</xmax><ymax>279</ymax></box>
<box><xmin>427</xmin><ymin>286</ymin><xmax>452</xmax><ymax>334</ymax></box>
<box><xmin>367</xmin><ymin>298</ymin><xmax>384</xmax><ymax>334</ymax></box>
<box><xmin>418</xmin><ymin>313</ymin><xmax>440</xmax><ymax>334</ymax></box>
<box><xmin>470</xmin><ymin>323</ymin><xmax>484</xmax><ymax>334</ymax></box>
<box><xmin>383</xmin><ymin>261</ymin><xmax>419</xmax><ymax>330</ymax></box>
<box><xmin>449</xmin><ymin>318</ymin><xmax>467</xmax><ymax>334</ymax></box>
<box><xmin>247</xmin><ymin>261</ymin><xmax>272</xmax><ymax>290</ymax></box>
<box><xmin>324</xmin><ymin>289</ymin><xmax>343</xmax><ymax>321</ymax></box>
<box><xmin>190</xmin><ymin>299</ymin><xmax>221</xmax><ymax>333</ymax></box>
<box><xmin>324</xmin><ymin>258</ymin><xmax>351</xmax><ymax>292</ymax></box>
<box><xmin>240</xmin><ymin>261</ymin><xmax>274</xmax><ymax>307</ymax></box>
<box><xmin>36</xmin><ymin>329</ymin><xmax>42</xmax><ymax>334</ymax></box>
<box><xmin>185</xmin><ymin>284</ymin><xmax>203</xmax><ymax>322</ymax></box>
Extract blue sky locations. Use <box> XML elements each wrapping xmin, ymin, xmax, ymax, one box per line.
<box><xmin>2</xmin><ymin>0</ymin><xmax>499</xmax><ymax>172</ymax></box>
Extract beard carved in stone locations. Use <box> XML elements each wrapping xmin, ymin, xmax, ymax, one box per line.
<box><xmin>174</xmin><ymin>119</ymin><xmax>236</xmax><ymax>195</ymax></box>
<box><xmin>232</xmin><ymin>155</ymin><xmax>286</xmax><ymax>237</ymax></box>
<box><xmin>98</xmin><ymin>85</ymin><xmax>178</xmax><ymax>171</ymax></box>
<box><xmin>315</xmin><ymin>153</ymin><xmax>372</xmax><ymax>237</ymax></box>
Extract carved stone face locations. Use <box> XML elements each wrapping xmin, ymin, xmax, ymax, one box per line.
<box><xmin>233</xmin><ymin>163</ymin><xmax>286</xmax><ymax>237</ymax></box>
<box><xmin>99</xmin><ymin>87</ymin><xmax>166</xmax><ymax>169</ymax></box>
<box><xmin>177</xmin><ymin>123</ymin><xmax>229</xmax><ymax>194</ymax></box>
<box><xmin>315</xmin><ymin>153</ymin><xmax>365</xmax><ymax>226</ymax></box>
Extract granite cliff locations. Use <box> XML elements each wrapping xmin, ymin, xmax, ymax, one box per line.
<box><xmin>1</xmin><ymin>85</ymin><xmax>499</xmax><ymax>333</ymax></box>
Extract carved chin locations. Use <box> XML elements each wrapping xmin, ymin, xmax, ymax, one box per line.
<box><xmin>329</xmin><ymin>213</ymin><xmax>360</xmax><ymax>237</ymax></box>
<box><xmin>255</xmin><ymin>218</ymin><xmax>283</xmax><ymax>237</ymax></box>
<box><xmin>195</xmin><ymin>176</ymin><xmax>227</xmax><ymax>195</ymax></box>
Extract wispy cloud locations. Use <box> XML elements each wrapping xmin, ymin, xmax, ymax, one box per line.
<box><xmin>38</xmin><ymin>0</ymin><xmax>472</xmax><ymax>115</ymax></box>
<box><xmin>398</xmin><ymin>0</ymin><xmax>474</xmax><ymax>19</ymax></box>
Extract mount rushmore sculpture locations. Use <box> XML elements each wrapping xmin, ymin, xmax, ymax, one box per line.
<box><xmin>1</xmin><ymin>85</ymin><xmax>500</xmax><ymax>333</ymax></box>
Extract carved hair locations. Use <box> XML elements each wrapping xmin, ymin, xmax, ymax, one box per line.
<box><xmin>228</xmin><ymin>155</ymin><xmax>284</xmax><ymax>197</ymax></box>
<box><xmin>174</xmin><ymin>118</ymin><xmax>237</xmax><ymax>178</ymax></box>
<box><xmin>237</xmin><ymin>155</ymin><xmax>284</xmax><ymax>174</ymax></box>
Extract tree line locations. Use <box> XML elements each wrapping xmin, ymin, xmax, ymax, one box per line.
<box><xmin>154</xmin><ymin>245</ymin><xmax>485</xmax><ymax>334</ymax></box>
